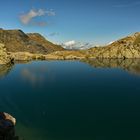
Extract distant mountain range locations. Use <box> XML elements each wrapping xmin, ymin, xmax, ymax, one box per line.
<box><xmin>0</xmin><ymin>29</ymin><xmax>140</xmax><ymax>64</ymax></box>
<box><xmin>62</xmin><ymin>41</ymin><xmax>94</xmax><ymax>50</ymax></box>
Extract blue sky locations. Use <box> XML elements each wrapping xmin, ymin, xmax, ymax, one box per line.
<box><xmin>0</xmin><ymin>0</ymin><xmax>140</xmax><ymax>45</ymax></box>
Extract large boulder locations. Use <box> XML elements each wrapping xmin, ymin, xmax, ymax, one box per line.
<box><xmin>0</xmin><ymin>112</ymin><xmax>18</xmax><ymax>140</ymax></box>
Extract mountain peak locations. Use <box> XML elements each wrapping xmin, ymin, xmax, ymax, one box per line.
<box><xmin>0</xmin><ymin>28</ymin><xmax>64</xmax><ymax>54</ymax></box>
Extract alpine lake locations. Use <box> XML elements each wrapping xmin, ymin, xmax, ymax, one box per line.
<box><xmin>0</xmin><ymin>59</ymin><xmax>140</xmax><ymax>140</ymax></box>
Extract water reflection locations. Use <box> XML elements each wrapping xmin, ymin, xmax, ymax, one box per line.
<box><xmin>0</xmin><ymin>60</ymin><xmax>140</xmax><ymax>140</ymax></box>
<box><xmin>21</xmin><ymin>68</ymin><xmax>45</xmax><ymax>86</ymax></box>
<box><xmin>1</xmin><ymin>59</ymin><xmax>140</xmax><ymax>79</ymax></box>
<box><xmin>0</xmin><ymin>63</ymin><xmax>14</xmax><ymax>78</ymax></box>
<box><xmin>83</xmin><ymin>59</ymin><xmax>140</xmax><ymax>75</ymax></box>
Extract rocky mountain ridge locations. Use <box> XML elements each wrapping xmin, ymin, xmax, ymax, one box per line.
<box><xmin>0</xmin><ymin>29</ymin><xmax>64</xmax><ymax>54</ymax></box>
<box><xmin>87</xmin><ymin>32</ymin><xmax>140</xmax><ymax>58</ymax></box>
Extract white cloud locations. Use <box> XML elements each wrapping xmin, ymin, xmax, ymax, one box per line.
<box><xmin>64</xmin><ymin>40</ymin><xmax>76</xmax><ymax>47</ymax></box>
<box><xmin>46</xmin><ymin>10</ymin><xmax>56</xmax><ymax>16</ymax></box>
<box><xmin>20</xmin><ymin>9</ymin><xmax>55</xmax><ymax>25</ymax></box>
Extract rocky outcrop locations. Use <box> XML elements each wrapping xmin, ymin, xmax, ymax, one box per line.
<box><xmin>0</xmin><ymin>112</ymin><xmax>19</xmax><ymax>140</ymax></box>
<box><xmin>10</xmin><ymin>52</ymin><xmax>46</xmax><ymax>61</ymax></box>
<box><xmin>87</xmin><ymin>32</ymin><xmax>140</xmax><ymax>58</ymax></box>
<box><xmin>0</xmin><ymin>29</ymin><xmax>64</xmax><ymax>54</ymax></box>
<box><xmin>0</xmin><ymin>43</ymin><xmax>11</xmax><ymax>64</ymax></box>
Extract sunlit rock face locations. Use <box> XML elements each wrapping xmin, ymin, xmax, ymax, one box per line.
<box><xmin>88</xmin><ymin>32</ymin><xmax>140</xmax><ymax>58</ymax></box>
<box><xmin>0</xmin><ymin>43</ymin><xmax>11</xmax><ymax>64</ymax></box>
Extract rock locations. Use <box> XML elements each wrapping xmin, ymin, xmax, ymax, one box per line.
<box><xmin>0</xmin><ymin>43</ymin><xmax>11</xmax><ymax>64</ymax></box>
<box><xmin>3</xmin><ymin>113</ymin><xmax>16</xmax><ymax>126</ymax></box>
<box><xmin>0</xmin><ymin>112</ymin><xmax>19</xmax><ymax>140</ymax></box>
<box><xmin>10</xmin><ymin>52</ymin><xmax>46</xmax><ymax>61</ymax></box>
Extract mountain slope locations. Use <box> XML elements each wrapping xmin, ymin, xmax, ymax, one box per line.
<box><xmin>27</xmin><ymin>33</ymin><xmax>64</xmax><ymax>52</ymax></box>
<box><xmin>0</xmin><ymin>29</ymin><xmax>64</xmax><ymax>54</ymax></box>
<box><xmin>88</xmin><ymin>32</ymin><xmax>140</xmax><ymax>58</ymax></box>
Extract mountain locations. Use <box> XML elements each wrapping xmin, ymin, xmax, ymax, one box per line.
<box><xmin>62</xmin><ymin>41</ymin><xmax>93</xmax><ymax>50</ymax></box>
<box><xmin>87</xmin><ymin>32</ymin><xmax>140</xmax><ymax>58</ymax></box>
<box><xmin>0</xmin><ymin>29</ymin><xmax>64</xmax><ymax>54</ymax></box>
<box><xmin>27</xmin><ymin>33</ymin><xmax>64</xmax><ymax>52</ymax></box>
<box><xmin>1</xmin><ymin>29</ymin><xmax>140</xmax><ymax>62</ymax></box>
<box><xmin>47</xmin><ymin>32</ymin><xmax>140</xmax><ymax>60</ymax></box>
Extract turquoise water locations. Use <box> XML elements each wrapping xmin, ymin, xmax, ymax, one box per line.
<box><xmin>0</xmin><ymin>59</ymin><xmax>140</xmax><ymax>140</ymax></box>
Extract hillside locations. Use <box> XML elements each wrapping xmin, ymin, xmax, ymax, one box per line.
<box><xmin>27</xmin><ymin>33</ymin><xmax>64</xmax><ymax>52</ymax></box>
<box><xmin>0</xmin><ymin>29</ymin><xmax>64</xmax><ymax>54</ymax></box>
<box><xmin>43</xmin><ymin>32</ymin><xmax>140</xmax><ymax>59</ymax></box>
<box><xmin>87</xmin><ymin>32</ymin><xmax>140</xmax><ymax>58</ymax></box>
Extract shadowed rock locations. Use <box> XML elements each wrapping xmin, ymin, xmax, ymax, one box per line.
<box><xmin>0</xmin><ymin>112</ymin><xmax>19</xmax><ymax>140</ymax></box>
